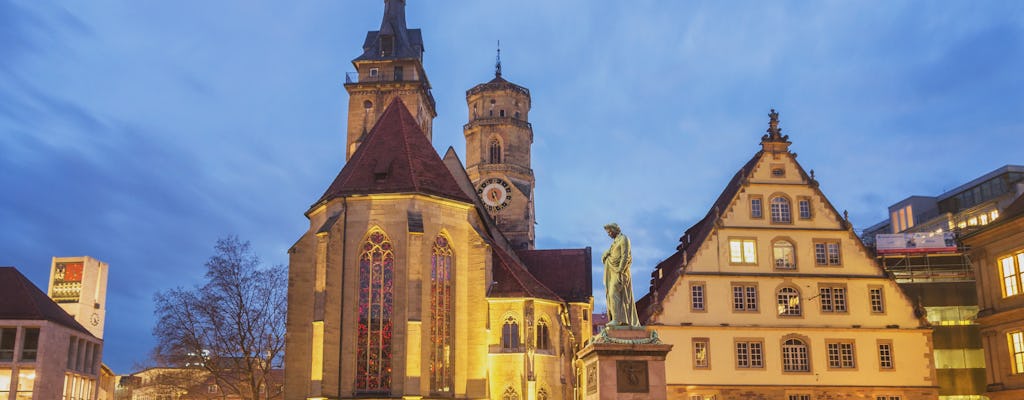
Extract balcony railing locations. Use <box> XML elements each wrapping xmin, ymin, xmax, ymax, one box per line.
<box><xmin>345</xmin><ymin>72</ymin><xmax>435</xmax><ymax>110</ymax></box>
<box><xmin>463</xmin><ymin>117</ymin><xmax>532</xmax><ymax>131</ymax></box>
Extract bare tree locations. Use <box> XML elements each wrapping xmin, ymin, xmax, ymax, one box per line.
<box><xmin>153</xmin><ymin>236</ymin><xmax>286</xmax><ymax>399</ymax></box>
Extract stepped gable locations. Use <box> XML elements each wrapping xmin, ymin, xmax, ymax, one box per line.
<box><xmin>314</xmin><ymin>98</ymin><xmax>472</xmax><ymax>208</ymax></box>
<box><xmin>0</xmin><ymin>267</ymin><xmax>94</xmax><ymax>337</ymax></box>
<box><xmin>490</xmin><ymin>247</ymin><xmax>562</xmax><ymax>302</ymax></box>
<box><xmin>517</xmin><ymin>249</ymin><xmax>593</xmax><ymax>303</ymax></box>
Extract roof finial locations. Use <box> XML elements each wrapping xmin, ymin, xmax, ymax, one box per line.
<box><xmin>768</xmin><ymin>109</ymin><xmax>781</xmax><ymax>137</ymax></box>
<box><xmin>495</xmin><ymin>40</ymin><xmax>502</xmax><ymax>78</ymax></box>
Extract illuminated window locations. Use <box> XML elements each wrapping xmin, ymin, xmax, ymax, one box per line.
<box><xmin>430</xmin><ymin>235</ymin><xmax>454</xmax><ymax>394</ymax></box>
<box><xmin>0</xmin><ymin>369</ymin><xmax>9</xmax><ymax>398</ymax></box>
<box><xmin>750</xmin><ymin>196</ymin><xmax>763</xmax><ymax>219</ymax></box>
<box><xmin>798</xmin><ymin>198</ymin><xmax>812</xmax><ymax>219</ymax></box>
<box><xmin>731</xmin><ymin>284</ymin><xmax>758</xmax><ymax>311</ymax></box>
<box><xmin>826</xmin><ymin>341</ymin><xmax>856</xmax><ymax>369</ymax></box>
<box><xmin>693</xmin><ymin>338</ymin><xmax>709</xmax><ymax>369</ymax></box>
<box><xmin>208</xmin><ymin>384</ymin><xmax>218</xmax><ymax>394</ymax></box>
<box><xmin>729</xmin><ymin>239</ymin><xmax>757</xmax><ymax>264</ymax></box>
<box><xmin>0</xmin><ymin>329</ymin><xmax>14</xmax><ymax>362</ymax></box>
<box><xmin>818</xmin><ymin>285</ymin><xmax>847</xmax><ymax>313</ymax></box>
<box><xmin>925</xmin><ymin>306</ymin><xmax>979</xmax><ymax>326</ymax></box>
<box><xmin>968</xmin><ymin>217</ymin><xmax>978</xmax><ymax>226</ymax></box>
<box><xmin>19</xmin><ymin>328</ymin><xmax>38</xmax><ymax>362</ymax></box>
<box><xmin>690</xmin><ymin>283</ymin><xmax>705</xmax><ymax>311</ymax></box>
<box><xmin>15</xmin><ymin>368</ymin><xmax>34</xmax><ymax>398</ymax></box>
<box><xmin>869</xmin><ymin>287</ymin><xmax>885</xmax><ymax>313</ymax></box>
<box><xmin>771</xmin><ymin>196</ymin><xmax>792</xmax><ymax>223</ymax></box>
<box><xmin>1011</xmin><ymin>331</ymin><xmax>1024</xmax><ymax>374</ymax></box>
<box><xmin>489</xmin><ymin>139</ymin><xmax>502</xmax><ymax>164</ymax></box>
<box><xmin>878</xmin><ymin>341</ymin><xmax>894</xmax><ymax>369</ymax></box>
<box><xmin>814</xmin><ymin>241</ymin><xmax>841</xmax><ymax>266</ymax></box>
<box><xmin>503</xmin><ymin>386</ymin><xmax>519</xmax><ymax>400</ymax></box>
<box><xmin>992</xmin><ymin>210</ymin><xmax>1000</xmax><ymax>220</ymax></box>
<box><xmin>782</xmin><ymin>338</ymin><xmax>809</xmax><ymax>372</ymax></box>
<box><xmin>788</xmin><ymin>395</ymin><xmax>811</xmax><ymax>400</ymax></box>
<box><xmin>502</xmin><ymin>317</ymin><xmax>520</xmax><ymax>351</ymax></box>
<box><xmin>777</xmin><ymin>287</ymin><xmax>801</xmax><ymax>316</ymax></box>
<box><xmin>980</xmin><ymin>214</ymin><xmax>989</xmax><ymax>224</ymax></box>
<box><xmin>536</xmin><ymin>320</ymin><xmax>551</xmax><ymax>351</ymax></box>
<box><xmin>773</xmin><ymin>241</ymin><xmax>796</xmax><ymax>269</ymax></box>
<box><xmin>735</xmin><ymin>340</ymin><xmax>763</xmax><ymax>368</ymax></box>
<box><xmin>356</xmin><ymin>229</ymin><xmax>395</xmax><ymax>392</ymax></box>
<box><xmin>1000</xmin><ymin>254</ymin><xmax>1024</xmax><ymax>297</ymax></box>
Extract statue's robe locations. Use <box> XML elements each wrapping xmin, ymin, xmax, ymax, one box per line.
<box><xmin>602</xmin><ymin>233</ymin><xmax>639</xmax><ymax>327</ymax></box>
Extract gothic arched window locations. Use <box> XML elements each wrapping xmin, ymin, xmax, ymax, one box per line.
<box><xmin>502</xmin><ymin>317</ymin><xmax>520</xmax><ymax>351</ymax></box>
<box><xmin>777</xmin><ymin>287</ymin><xmax>801</xmax><ymax>316</ymax></box>
<box><xmin>356</xmin><ymin>229</ymin><xmax>395</xmax><ymax>392</ymax></box>
<box><xmin>782</xmin><ymin>338</ymin><xmax>810</xmax><ymax>372</ymax></box>
<box><xmin>536</xmin><ymin>319</ymin><xmax>551</xmax><ymax>351</ymax></box>
<box><xmin>489</xmin><ymin>139</ymin><xmax>502</xmax><ymax>164</ymax></box>
<box><xmin>430</xmin><ymin>235</ymin><xmax>453</xmax><ymax>394</ymax></box>
<box><xmin>502</xmin><ymin>386</ymin><xmax>519</xmax><ymax>400</ymax></box>
<box><xmin>771</xmin><ymin>196</ymin><xmax>792</xmax><ymax>223</ymax></box>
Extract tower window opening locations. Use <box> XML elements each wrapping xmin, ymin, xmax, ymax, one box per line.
<box><xmin>380</xmin><ymin>35</ymin><xmax>394</xmax><ymax>57</ymax></box>
<box><xmin>394</xmin><ymin>66</ymin><xmax>404</xmax><ymax>81</ymax></box>
<box><xmin>489</xmin><ymin>110</ymin><xmax>494</xmax><ymax>117</ymax></box>
<box><xmin>500</xmin><ymin>109</ymin><xmax>506</xmax><ymax>118</ymax></box>
<box><xmin>363</xmin><ymin>100</ymin><xmax>373</xmax><ymax>110</ymax></box>
<box><xmin>514</xmin><ymin>111</ymin><xmax>521</xmax><ymax>119</ymax></box>
<box><xmin>489</xmin><ymin>140</ymin><xmax>502</xmax><ymax>164</ymax></box>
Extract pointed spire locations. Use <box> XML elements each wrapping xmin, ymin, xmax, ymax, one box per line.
<box><xmin>495</xmin><ymin>40</ymin><xmax>503</xmax><ymax>78</ymax></box>
<box><xmin>380</xmin><ymin>0</ymin><xmax>408</xmax><ymax>35</ymax></box>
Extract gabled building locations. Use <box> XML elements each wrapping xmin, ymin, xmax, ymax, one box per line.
<box><xmin>637</xmin><ymin>111</ymin><xmax>938</xmax><ymax>400</ymax></box>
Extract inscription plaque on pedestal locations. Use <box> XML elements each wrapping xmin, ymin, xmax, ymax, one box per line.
<box><xmin>616</xmin><ymin>360</ymin><xmax>648</xmax><ymax>393</ymax></box>
<box><xmin>587</xmin><ymin>362</ymin><xmax>598</xmax><ymax>394</ymax></box>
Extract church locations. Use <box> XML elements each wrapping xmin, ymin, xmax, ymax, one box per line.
<box><xmin>284</xmin><ymin>1</ymin><xmax>593</xmax><ymax>399</ymax></box>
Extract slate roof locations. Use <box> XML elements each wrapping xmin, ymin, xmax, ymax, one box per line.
<box><xmin>0</xmin><ymin>267</ymin><xmax>94</xmax><ymax>337</ymax></box>
<box><xmin>517</xmin><ymin>249</ymin><xmax>593</xmax><ymax>302</ymax></box>
<box><xmin>354</xmin><ymin>0</ymin><xmax>424</xmax><ymax>62</ymax></box>
<box><xmin>466</xmin><ymin>74</ymin><xmax>530</xmax><ymax>97</ymax></box>
<box><xmin>314</xmin><ymin>98</ymin><xmax>473</xmax><ymax>209</ymax></box>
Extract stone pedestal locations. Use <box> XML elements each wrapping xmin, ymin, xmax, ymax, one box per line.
<box><xmin>576</xmin><ymin>328</ymin><xmax>672</xmax><ymax>400</ymax></box>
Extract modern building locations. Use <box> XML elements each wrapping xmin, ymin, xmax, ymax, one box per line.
<box><xmin>962</xmin><ymin>194</ymin><xmax>1024</xmax><ymax>400</ymax></box>
<box><xmin>0</xmin><ymin>267</ymin><xmax>103</xmax><ymax>400</ymax></box>
<box><xmin>636</xmin><ymin>111</ymin><xmax>939</xmax><ymax>399</ymax></box>
<box><xmin>283</xmin><ymin>2</ymin><xmax>593</xmax><ymax>399</ymax></box>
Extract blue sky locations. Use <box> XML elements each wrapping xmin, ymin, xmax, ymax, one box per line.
<box><xmin>2</xmin><ymin>1</ymin><xmax>1022</xmax><ymax>373</ymax></box>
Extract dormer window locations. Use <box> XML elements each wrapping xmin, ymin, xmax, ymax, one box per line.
<box><xmin>380</xmin><ymin>35</ymin><xmax>394</xmax><ymax>57</ymax></box>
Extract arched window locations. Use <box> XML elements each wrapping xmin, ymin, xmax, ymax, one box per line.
<box><xmin>777</xmin><ymin>287</ymin><xmax>801</xmax><ymax>316</ymax></box>
<box><xmin>502</xmin><ymin>316</ymin><xmax>520</xmax><ymax>351</ymax></box>
<box><xmin>773</xmin><ymin>241</ymin><xmax>796</xmax><ymax>269</ymax></box>
<box><xmin>536</xmin><ymin>319</ymin><xmax>551</xmax><ymax>351</ymax></box>
<box><xmin>537</xmin><ymin>387</ymin><xmax>549</xmax><ymax>400</ymax></box>
<box><xmin>771</xmin><ymin>196</ymin><xmax>791</xmax><ymax>223</ymax></box>
<box><xmin>489</xmin><ymin>139</ymin><xmax>502</xmax><ymax>164</ymax></box>
<box><xmin>356</xmin><ymin>229</ymin><xmax>395</xmax><ymax>392</ymax></box>
<box><xmin>782</xmin><ymin>338</ymin><xmax>810</xmax><ymax>372</ymax></box>
<box><xmin>502</xmin><ymin>386</ymin><xmax>519</xmax><ymax>400</ymax></box>
<box><xmin>430</xmin><ymin>235</ymin><xmax>453</xmax><ymax>394</ymax></box>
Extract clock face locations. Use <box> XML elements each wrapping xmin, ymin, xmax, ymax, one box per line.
<box><xmin>477</xmin><ymin>178</ymin><xmax>512</xmax><ymax>211</ymax></box>
<box><xmin>90</xmin><ymin>313</ymin><xmax>100</xmax><ymax>326</ymax></box>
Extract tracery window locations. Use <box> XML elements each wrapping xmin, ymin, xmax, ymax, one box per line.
<box><xmin>502</xmin><ymin>317</ymin><xmax>520</xmax><ymax>351</ymax></box>
<box><xmin>771</xmin><ymin>196</ymin><xmax>792</xmax><ymax>223</ymax></box>
<box><xmin>536</xmin><ymin>319</ymin><xmax>551</xmax><ymax>351</ymax></box>
<box><xmin>537</xmin><ymin>388</ymin><xmax>549</xmax><ymax>400</ymax></box>
<box><xmin>777</xmin><ymin>287</ymin><xmax>801</xmax><ymax>316</ymax></box>
<box><xmin>502</xmin><ymin>386</ymin><xmax>519</xmax><ymax>400</ymax></box>
<box><xmin>430</xmin><ymin>235</ymin><xmax>454</xmax><ymax>394</ymax></box>
<box><xmin>782</xmin><ymin>338</ymin><xmax>810</xmax><ymax>372</ymax></box>
<box><xmin>490</xmin><ymin>139</ymin><xmax>502</xmax><ymax>164</ymax></box>
<box><xmin>356</xmin><ymin>229</ymin><xmax>395</xmax><ymax>392</ymax></box>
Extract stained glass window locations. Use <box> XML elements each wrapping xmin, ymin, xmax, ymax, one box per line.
<box><xmin>430</xmin><ymin>235</ymin><xmax>453</xmax><ymax>394</ymax></box>
<box><xmin>356</xmin><ymin>229</ymin><xmax>395</xmax><ymax>392</ymax></box>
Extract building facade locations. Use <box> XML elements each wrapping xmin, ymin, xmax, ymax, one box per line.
<box><xmin>636</xmin><ymin>112</ymin><xmax>939</xmax><ymax>400</ymax></box>
<box><xmin>0</xmin><ymin>267</ymin><xmax>103</xmax><ymax>400</ymax></box>
<box><xmin>283</xmin><ymin>2</ymin><xmax>593</xmax><ymax>399</ymax></box>
<box><xmin>962</xmin><ymin>195</ymin><xmax>1024</xmax><ymax>400</ymax></box>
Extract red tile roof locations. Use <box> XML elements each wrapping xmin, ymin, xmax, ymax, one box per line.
<box><xmin>0</xmin><ymin>267</ymin><xmax>94</xmax><ymax>337</ymax></box>
<box><xmin>313</xmin><ymin>98</ymin><xmax>472</xmax><ymax>209</ymax></box>
<box><xmin>516</xmin><ymin>248</ymin><xmax>593</xmax><ymax>302</ymax></box>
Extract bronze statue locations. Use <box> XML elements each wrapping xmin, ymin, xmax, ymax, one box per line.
<box><xmin>602</xmin><ymin>223</ymin><xmax>639</xmax><ymax>327</ymax></box>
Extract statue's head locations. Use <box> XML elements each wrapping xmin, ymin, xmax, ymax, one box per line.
<box><xmin>603</xmin><ymin>223</ymin><xmax>621</xmax><ymax>237</ymax></box>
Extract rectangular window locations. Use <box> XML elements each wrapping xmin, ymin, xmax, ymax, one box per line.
<box><xmin>693</xmin><ymin>338</ymin><xmax>710</xmax><ymax>369</ymax></box>
<box><xmin>20</xmin><ymin>328</ymin><xmax>39</xmax><ymax>361</ymax></box>
<box><xmin>0</xmin><ymin>328</ymin><xmax>15</xmax><ymax>362</ymax></box>
<box><xmin>788</xmin><ymin>395</ymin><xmax>811</xmax><ymax>400</ymax></box>
<box><xmin>798</xmin><ymin>197</ymin><xmax>812</xmax><ymax>219</ymax></box>
<box><xmin>827</xmin><ymin>341</ymin><xmax>856</xmax><ymax>369</ymax></box>
<box><xmin>819</xmin><ymin>285</ymin><xmax>847</xmax><ymax>313</ymax></box>
<box><xmin>0</xmin><ymin>368</ymin><xmax>9</xmax><ymax>398</ymax></box>
<box><xmin>15</xmin><ymin>368</ymin><xmax>33</xmax><ymax>398</ymax></box>
<box><xmin>729</xmin><ymin>239</ymin><xmax>757</xmax><ymax>264</ymax></box>
<box><xmin>1010</xmin><ymin>331</ymin><xmax>1024</xmax><ymax>374</ymax></box>
<box><xmin>750</xmin><ymin>196</ymin><xmax>763</xmax><ymax>219</ymax></box>
<box><xmin>869</xmin><ymin>287</ymin><xmax>885</xmax><ymax>313</ymax></box>
<box><xmin>878</xmin><ymin>341</ymin><xmax>894</xmax><ymax>369</ymax></box>
<box><xmin>875</xmin><ymin>396</ymin><xmax>901</xmax><ymax>400</ymax></box>
<box><xmin>731</xmin><ymin>284</ymin><xmax>758</xmax><ymax>311</ymax></box>
<box><xmin>1000</xmin><ymin>254</ymin><xmax>1024</xmax><ymax>297</ymax></box>
<box><xmin>735</xmin><ymin>340</ymin><xmax>763</xmax><ymax>368</ymax></box>
<box><xmin>814</xmin><ymin>241</ymin><xmax>841</xmax><ymax>266</ymax></box>
<box><xmin>369</xmin><ymin>68</ymin><xmax>379</xmax><ymax>77</ymax></box>
<box><xmin>691</xmin><ymin>283</ymin><xmax>706</xmax><ymax>311</ymax></box>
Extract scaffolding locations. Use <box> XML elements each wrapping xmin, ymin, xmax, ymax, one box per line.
<box><xmin>878</xmin><ymin>249</ymin><xmax>973</xmax><ymax>283</ymax></box>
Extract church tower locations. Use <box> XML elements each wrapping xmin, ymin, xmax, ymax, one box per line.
<box><xmin>464</xmin><ymin>50</ymin><xmax>536</xmax><ymax>249</ymax></box>
<box><xmin>344</xmin><ymin>0</ymin><xmax>436</xmax><ymax>160</ymax></box>
<box><xmin>47</xmin><ymin>256</ymin><xmax>108</xmax><ymax>339</ymax></box>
